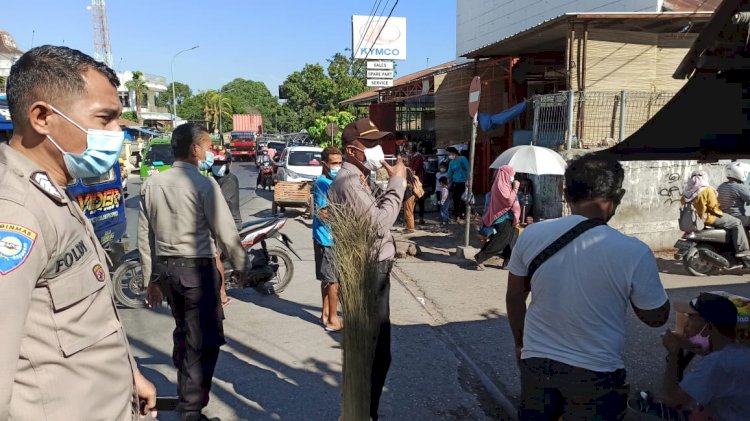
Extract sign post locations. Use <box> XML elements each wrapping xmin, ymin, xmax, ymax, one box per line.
<box><xmin>464</xmin><ymin>76</ymin><xmax>481</xmax><ymax>247</ymax></box>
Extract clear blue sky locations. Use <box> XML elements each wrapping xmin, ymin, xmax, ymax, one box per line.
<box><xmin>3</xmin><ymin>0</ymin><xmax>456</xmax><ymax>96</ymax></box>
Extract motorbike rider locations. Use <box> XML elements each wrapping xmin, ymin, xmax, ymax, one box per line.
<box><xmin>256</xmin><ymin>149</ymin><xmax>272</xmax><ymax>188</ymax></box>
<box><xmin>212</xmin><ymin>151</ymin><xmax>241</xmax><ymax>306</ymax></box>
<box><xmin>682</xmin><ymin>170</ymin><xmax>750</xmax><ymax>258</ymax></box>
<box><xmin>717</xmin><ymin>162</ymin><xmax>750</xmax><ymax>228</ymax></box>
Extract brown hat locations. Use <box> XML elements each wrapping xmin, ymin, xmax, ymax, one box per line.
<box><xmin>341</xmin><ymin>118</ymin><xmax>393</xmax><ymax>144</ymax></box>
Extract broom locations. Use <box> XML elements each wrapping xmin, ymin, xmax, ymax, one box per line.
<box><xmin>328</xmin><ymin>202</ymin><xmax>381</xmax><ymax>421</ymax></box>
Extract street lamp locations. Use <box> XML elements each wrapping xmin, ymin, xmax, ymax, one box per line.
<box><xmin>170</xmin><ymin>45</ymin><xmax>199</xmax><ymax>128</ymax></box>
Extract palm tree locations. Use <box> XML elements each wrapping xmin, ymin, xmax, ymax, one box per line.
<box><xmin>200</xmin><ymin>90</ymin><xmax>233</xmax><ymax>132</ymax></box>
<box><xmin>125</xmin><ymin>71</ymin><xmax>149</xmax><ymax>124</ymax></box>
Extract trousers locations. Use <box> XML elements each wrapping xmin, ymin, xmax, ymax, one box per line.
<box><xmin>451</xmin><ymin>182</ymin><xmax>466</xmax><ymax>219</ymax></box>
<box><xmin>370</xmin><ymin>261</ymin><xmax>393</xmax><ymax>420</ymax></box>
<box><xmin>475</xmin><ymin>218</ymin><xmax>515</xmax><ymax>264</ymax></box>
<box><xmin>403</xmin><ymin>195</ymin><xmax>416</xmax><ymax>230</ymax></box>
<box><xmin>712</xmin><ymin>214</ymin><xmax>749</xmax><ymax>253</ymax></box>
<box><xmin>519</xmin><ymin>357</ymin><xmax>628</xmax><ymax>420</ymax></box>
<box><xmin>157</xmin><ymin>257</ymin><xmax>225</xmax><ymax>414</ymax></box>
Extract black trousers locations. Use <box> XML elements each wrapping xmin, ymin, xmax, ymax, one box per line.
<box><xmin>157</xmin><ymin>258</ymin><xmax>225</xmax><ymax>415</ymax></box>
<box><xmin>475</xmin><ymin>218</ymin><xmax>515</xmax><ymax>264</ymax></box>
<box><xmin>416</xmin><ymin>195</ymin><xmax>425</xmax><ymax>219</ymax></box>
<box><xmin>371</xmin><ymin>261</ymin><xmax>393</xmax><ymax>420</ymax></box>
<box><xmin>519</xmin><ymin>358</ymin><xmax>628</xmax><ymax>420</ymax></box>
<box><xmin>452</xmin><ymin>182</ymin><xmax>466</xmax><ymax>219</ymax></box>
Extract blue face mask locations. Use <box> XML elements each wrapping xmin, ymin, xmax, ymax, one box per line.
<box><xmin>211</xmin><ymin>164</ymin><xmax>227</xmax><ymax>177</ymax></box>
<box><xmin>328</xmin><ymin>166</ymin><xmax>341</xmax><ymax>180</ymax></box>
<box><xmin>46</xmin><ymin>105</ymin><xmax>125</xmax><ymax>179</ymax></box>
<box><xmin>199</xmin><ymin>150</ymin><xmax>215</xmax><ymax>171</ymax></box>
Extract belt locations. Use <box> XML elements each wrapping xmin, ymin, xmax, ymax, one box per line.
<box><xmin>158</xmin><ymin>257</ymin><xmax>213</xmax><ymax>268</ymax></box>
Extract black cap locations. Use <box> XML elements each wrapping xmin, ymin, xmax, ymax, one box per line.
<box><xmin>675</xmin><ymin>293</ymin><xmax>738</xmax><ymax>329</ymax></box>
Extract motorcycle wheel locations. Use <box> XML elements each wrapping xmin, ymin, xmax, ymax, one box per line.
<box><xmin>256</xmin><ymin>247</ymin><xmax>294</xmax><ymax>295</ymax></box>
<box><xmin>112</xmin><ymin>260</ymin><xmax>147</xmax><ymax>308</ymax></box>
<box><xmin>683</xmin><ymin>246</ymin><xmax>719</xmax><ymax>276</ymax></box>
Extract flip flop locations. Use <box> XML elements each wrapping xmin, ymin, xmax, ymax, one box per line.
<box><xmin>324</xmin><ymin>325</ymin><xmax>344</xmax><ymax>333</ymax></box>
<box><xmin>222</xmin><ymin>297</ymin><xmax>232</xmax><ymax>307</ymax></box>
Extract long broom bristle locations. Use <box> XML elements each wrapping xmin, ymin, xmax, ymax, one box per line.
<box><xmin>328</xmin><ymin>202</ymin><xmax>381</xmax><ymax>421</ymax></box>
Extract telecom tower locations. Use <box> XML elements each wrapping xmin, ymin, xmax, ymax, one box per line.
<box><xmin>89</xmin><ymin>0</ymin><xmax>113</xmax><ymax>67</ymax></box>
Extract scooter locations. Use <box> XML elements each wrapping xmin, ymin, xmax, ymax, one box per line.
<box><xmin>674</xmin><ymin>228</ymin><xmax>750</xmax><ymax>276</ymax></box>
<box><xmin>259</xmin><ymin>160</ymin><xmax>275</xmax><ymax>191</ymax></box>
<box><xmin>111</xmin><ymin>215</ymin><xmax>300</xmax><ymax>308</ymax></box>
<box><xmin>224</xmin><ymin>215</ymin><xmax>300</xmax><ymax>295</ymax></box>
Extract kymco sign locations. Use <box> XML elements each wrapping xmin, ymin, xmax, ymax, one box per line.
<box><xmin>352</xmin><ymin>15</ymin><xmax>407</xmax><ymax>60</ymax></box>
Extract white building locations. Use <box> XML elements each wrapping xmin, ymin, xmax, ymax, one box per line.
<box><xmin>456</xmin><ymin>0</ymin><xmax>718</xmax><ymax>59</ymax></box>
<box><xmin>0</xmin><ymin>31</ymin><xmax>23</xmax><ymax>94</ymax></box>
<box><xmin>117</xmin><ymin>71</ymin><xmax>172</xmax><ymax>123</ymax></box>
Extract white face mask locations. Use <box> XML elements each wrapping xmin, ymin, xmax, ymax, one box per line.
<box><xmin>352</xmin><ymin>145</ymin><xmax>385</xmax><ymax>171</ymax></box>
<box><xmin>211</xmin><ymin>164</ymin><xmax>227</xmax><ymax>177</ymax></box>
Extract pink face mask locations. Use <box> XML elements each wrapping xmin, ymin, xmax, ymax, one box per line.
<box><xmin>688</xmin><ymin>324</ymin><xmax>710</xmax><ymax>352</ymax></box>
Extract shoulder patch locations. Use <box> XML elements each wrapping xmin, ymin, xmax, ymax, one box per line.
<box><xmin>0</xmin><ymin>222</ymin><xmax>38</xmax><ymax>274</ymax></box>
<box><xmin>30</xmin><ymin>171</ymin><xmax>66</xmax><ymax>204</ymax></box>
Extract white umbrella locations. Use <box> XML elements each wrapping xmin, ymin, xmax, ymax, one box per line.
<box><xmin>489</xmin><ymin>145</ymin><xmax>567</xmax><ymax>175</ymax></box>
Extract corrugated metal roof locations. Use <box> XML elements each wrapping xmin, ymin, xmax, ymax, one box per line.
<box><xmin>340</xmin><ymin>61</ymin><xmax>458</xmax><ymax>106</ymax></box>
<box><xmin>663</xmin><ymin>0</ymin><xmax>721</xmax><ymax>11</ymax></box>
<box><xmin>462</xmin><ymin>12</ymin><xmax>714</xmax><ymax>59</ymax></box>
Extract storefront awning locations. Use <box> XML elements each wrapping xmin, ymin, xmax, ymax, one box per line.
<box><xmin>600</xmin><ymin>71</ymin><xmax>750</xmax><ymax>161</ymax></box>
<box><xmin>131</xmin><ymin>127</ymin><xmax>160</xmax><ymax>137</ymax></box>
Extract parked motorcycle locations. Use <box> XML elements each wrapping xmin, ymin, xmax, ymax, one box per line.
<box><xmin>674</xmin><ymin>228</ymin><xmax>750</xmax><ymax>276</ymax></box>
<box><xmin>111</xmin><ymin>215</ymin><xmax>299</xmax><ymax>308</ymax></box>
<box><xmin>225</xmin><ymin>215</ymin><xmax>299</xmax><ymax>295</ymax></box>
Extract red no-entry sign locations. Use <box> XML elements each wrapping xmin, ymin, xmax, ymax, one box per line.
<box><xmin>468</xmin><ymin>76</ymin><xmax>481</xmax><ymax>118</ymax></box>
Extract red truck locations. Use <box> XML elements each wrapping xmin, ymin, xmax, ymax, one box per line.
<box><xmin>229</xmin><ymin>114</ymin><xmax>263</xmax><ymax>161</ymax></box>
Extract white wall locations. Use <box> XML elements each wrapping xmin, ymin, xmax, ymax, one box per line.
<box><xmin>456</xmin><ymin>0</ymin><xmax>659</xmax><ymax>58</ymax></box>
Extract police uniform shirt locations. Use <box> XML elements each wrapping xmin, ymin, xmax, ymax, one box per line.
<box><xmin>137</xmin><ymin>161</ymin><xmax>247</xmax><ymax>282</ymax></box>
<box><xmin>327</xmin><ymin>161</ymin><xmax>405</xmax><ymax>262</ymax></box>
<box><xmin>0</xmin><ymin>143</ymin><xmax>138</xmax><ymax>420</ymax></box>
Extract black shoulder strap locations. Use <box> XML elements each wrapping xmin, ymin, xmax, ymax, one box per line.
<box><xmin>527</xmin><ymin>219</ymin><xmax>605</xmax><ymax>279</ymax></box>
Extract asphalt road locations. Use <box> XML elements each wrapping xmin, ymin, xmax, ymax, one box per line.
<box><xmin>120</xmin><ymin>162</ymin><xmax>750</xmax><ymax>420</ymax></box>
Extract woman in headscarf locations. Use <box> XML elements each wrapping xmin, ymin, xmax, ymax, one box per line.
<box><xmin>474</xmin><ymin>165</ymin><xmax>521</xmax><ymax>270</ymax></box>
<box><xmin>682</xmin><ymin>170</ymin><xmax>750</xmax><ymax>258</ymax></box>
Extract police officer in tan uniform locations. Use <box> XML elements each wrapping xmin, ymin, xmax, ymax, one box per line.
<box><xmin>0</xmin><ymin>45</ymin><xmax>157</xmax><ymax>420</ymax></box>
<box><xmin>139</xmin><ymin>123</ymin><xmax>248</xmax><ymax>421</ymax></box>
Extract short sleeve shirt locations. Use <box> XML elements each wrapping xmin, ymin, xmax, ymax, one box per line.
<box><xmin>312</xmin><ymin>175</ymin><xmax>333</xmax><ymax>246</ymax></box>
<box><xmin>507</xmin><ymin>215</ymin><xmax>668</xmax><ymax>372</ymax></box>
<box><xmin>680</xmin><ymin>344</ymin><xmax>750</xmax><ymax>419</ymax></box>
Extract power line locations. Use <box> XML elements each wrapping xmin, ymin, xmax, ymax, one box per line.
<box><xmin>353</xmin><ymin>0</ymin><xmax>400</xmax><ymax>77</ymax></box>
<box><xmin>352</xmin><ymin>0</ymin><xmax>382</xmax><ymax>60</ymax></box>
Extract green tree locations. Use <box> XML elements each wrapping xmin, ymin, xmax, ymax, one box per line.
<box><xmin>121</xmin><ymin>111</ymin><xmax>138</xmax><ymax>123</ymax></box>
<box><xmin>156</xmin><ymin>82</ymin><xmax>192</xmax><ymax>111</ymax></box>
<box><xmin>176</xmin><ymin>95</ymin><xmax>206</xmax><ymax>124</ymax></box>
<box><xmin>124</xmin><ymin>70</ymin><xmax>149</xmax><ymax>124</ymax></box>
<box><xmin>220</xmin><ymin>78</ymin><xmax>278</xmax><ymax>128</ymax></box>
<box><xmin>199</xmin><ymin>90</ymin><xmax>233</xmax><ymax>132</ymax></box>
<box><xmin>279</xmin><ymin>51</ymin><xmax>369</xmax><ymax>130</ymax></box>
<box><xmin>308</xmin><ymin>111</ymin><xmax>357</xmax><ymax>148</ymax></box>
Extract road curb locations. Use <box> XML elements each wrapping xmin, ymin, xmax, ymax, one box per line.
<box><xmin>391</xmin><ymin>265</ymin><xmax>518</xmax><ymax>420</ymax></box>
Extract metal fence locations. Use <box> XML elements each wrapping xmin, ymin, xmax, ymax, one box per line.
<box><xmin>530</xmin><ymin>90</ymin><xmax>677</xmax><ymax>149</ymax></box>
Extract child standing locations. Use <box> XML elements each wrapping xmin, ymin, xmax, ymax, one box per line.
<box><xmin>435</xmin><ymin>163</ymin><xmax>449</xmax><ymax>211</ymax></box>
<box><xmin>439</xmin><ymin>176</ymin><xmax>450</xmax><ymax>224</ymax></box>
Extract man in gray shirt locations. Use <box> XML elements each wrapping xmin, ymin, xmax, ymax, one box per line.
<box><xmin>138</xmin><ymin>123</ymin><xmax>247</xmax><ymax>421</ymax></box>
<box><xmin>327</xmin><ymin>118</ymin><xmax>406</xmax><ymax>420</ymax></box>
<box><xmin>717</xmin><ymin>162</ymin><xmax>750</xmax><ymax>227</ymax></box>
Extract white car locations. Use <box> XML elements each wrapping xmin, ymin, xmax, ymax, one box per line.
<box><xmin>275</xmin><ymin>146</ymin><xmax>323</xmax><ymax>182</ymax></box>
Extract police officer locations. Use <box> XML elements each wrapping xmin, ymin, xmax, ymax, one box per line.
<box><xmin>0</xmin><ymin>45</ymin><xmax>157</xmax><ymax>420</ymax></box>
<box><xmin>138</xmin><ymin>123</ymin><xmax>248</xmax><ymax>421</ymax></box>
